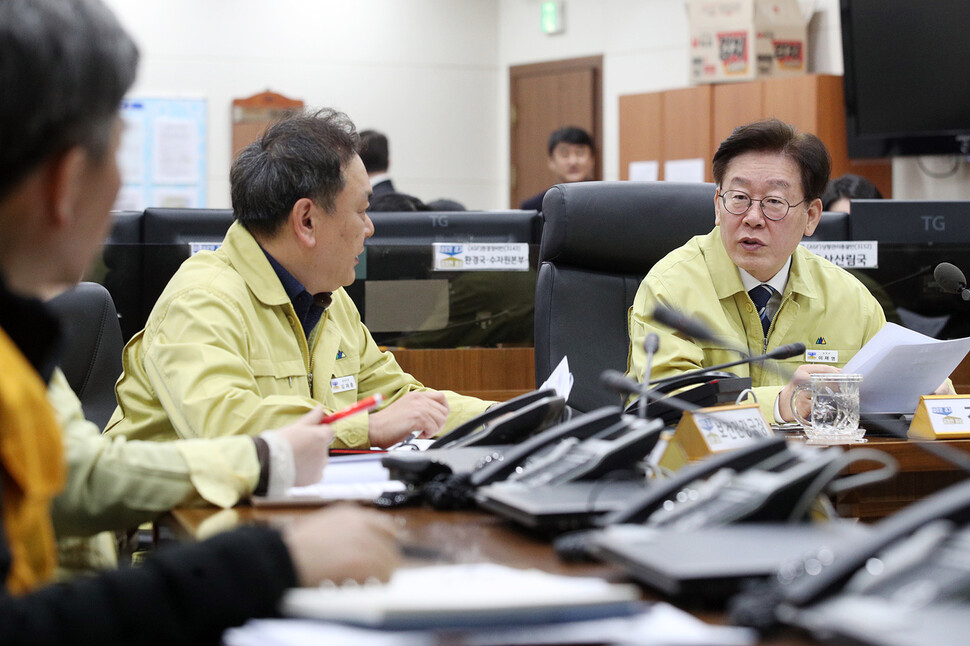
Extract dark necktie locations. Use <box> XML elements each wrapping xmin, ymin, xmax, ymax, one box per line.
<box><xmin>749</xmin><ymin>284</ymin><xmax>775</xmax><ymax>336</ymax></box>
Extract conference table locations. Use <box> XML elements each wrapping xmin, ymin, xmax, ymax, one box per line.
<box><xmin>162</xmin><ymin>504</ymin><xmax>817</xmax><ymax>646</ymax></box>
<box><xmin>158</xmin><ymin>434</ymin><xmax>970</xmax><ymax>645</ymax></box>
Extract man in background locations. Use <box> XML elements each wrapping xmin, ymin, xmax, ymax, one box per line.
<box><xmin>360</xmin><ymin>129</ymin><xmax>395</xmax><ymax>195</ymax></box>
<box><xmin>520</xmin><ymin>126</ymin><xmax>596</xmax><ymax>211</ymax></box>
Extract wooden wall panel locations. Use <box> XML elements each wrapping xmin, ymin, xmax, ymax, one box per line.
<box><xmin>391</xmin><ymin>347</ymin><xmax>535</xmax><ymax>402</ymax></box>
<box><xmin>712</xmin><ymin>81</ymin><xmax>763</xmax><ymax>149</ymax></box>
<box><xmin>663</xmin><ymin>85</ymin><xmax>714</xmax><ymax>181</ymax></box>
<box><xmin>618</xmin><ymin>93</ymin><xmax>663</xmax><ymax>180</ymax></box>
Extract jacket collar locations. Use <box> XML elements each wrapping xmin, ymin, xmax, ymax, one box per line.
<box><xmin>704</xmin><ymin>226</ymin><xmax>819</xmax><ymax>302</ymax></box>
<box><xmin>221</xmin><ymin>220</ymin><xmax>291</xmax><ymax>308</ymax></box>
<box><xmin>0</xmin><ymin>273</ymin><xmax>61</xmax><ymax>383</ymax></box>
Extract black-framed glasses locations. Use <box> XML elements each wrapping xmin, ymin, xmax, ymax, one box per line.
<box><xmin>718</xmin><ymin>189</ymin><xmax>807</xmax><ymax>221</ymax></box>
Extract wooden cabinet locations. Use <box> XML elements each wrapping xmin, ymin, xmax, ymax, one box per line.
<box><xmin>620</xmin><ymin>74</ymin><xmax>892</xmax><ymax>197</ymax></box>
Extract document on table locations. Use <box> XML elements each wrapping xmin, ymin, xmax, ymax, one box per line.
<box><xmin>226</xmin><ymin>594</ymin><xmax>755</xmax><ymax>645</ymax></box>
<box><xmin>843</xmin><ymin>323</ymin><xmax>970</xmax><ymax>413</ymax></box>
<box><xmin>252</xmin><ymin>453</ymin><xmax>404</xmax><ymax>506</ymax></box>
<box><xmin>280</xmin><ymin>563</ymin><xmax>642</xmax><ymax>630</ymax></box>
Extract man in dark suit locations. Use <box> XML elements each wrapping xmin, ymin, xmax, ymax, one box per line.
<box><xmin>520</xmin><ymin>126</ymin><xmax>596</xmax><ymax>211</ymax></box>
<box><xmin>360</xmin><ymin>129</ymin><xmax>395</xmax><ymax>195</ymax></box>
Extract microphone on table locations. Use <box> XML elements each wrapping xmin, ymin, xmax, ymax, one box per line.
<box><xmin>639</xmin><ymin>333</ymin><xmax>660</xmax><ymax>420</ymax></box>
<box><xmin>600</xmin><ymin>369</ymin><xmax>700</xmax><ymax>416</ymax></box>
<box><xmin>651</xmin><ymin>304</ymin><xmax>804</xmax><ymax>383</ymax></box>
<box><xmin>934</xmin><ymin>262</ymin><xmax>970</xmax><ymax>301</ymax></box>
<box><xmin>649</xmin><ymin>342</ymin><xmax>806</xmax><ymax>388</ymax></box>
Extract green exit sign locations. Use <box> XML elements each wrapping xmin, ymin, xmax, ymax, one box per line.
<box><xmin>540</xmin><ymin>1</ymin><xmax>565</xmax><ymax>35</ymax></box>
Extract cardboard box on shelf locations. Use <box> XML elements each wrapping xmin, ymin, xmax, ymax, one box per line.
<box><xmin>689</xmin><ymin>0</ymin><xmax>807</xmax><ymax>85</ymax></box>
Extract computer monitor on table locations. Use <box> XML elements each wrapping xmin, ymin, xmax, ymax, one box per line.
<box><xmin>359</xmin><ymin>210</ymin><xmax>541</xmax><ymax>348</ymax></box>
<box><xmin>849</xmin><ymin>200</ymin><xmax>970</xmax><ymax>339</ymax></box>
<box><xmin>140</xmin><ymin>208</ymin><xmax>235</xmax><ymax>334</ymax></box>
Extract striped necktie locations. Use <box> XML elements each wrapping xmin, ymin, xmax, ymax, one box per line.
<box><xmin>749</xmin><ymin>284</ymin><xmax>775</xmax><ymax>337</ymax></box>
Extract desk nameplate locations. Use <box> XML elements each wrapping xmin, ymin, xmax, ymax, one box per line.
<box><xmin>659</xmin><ymin>403</ymin><xmax>773</xmax><ymax>471</ymax></box>
<box><xmin>909</xmin><ymin>395</ymin><xmax>970</xmax><ymax>439</ymax></box>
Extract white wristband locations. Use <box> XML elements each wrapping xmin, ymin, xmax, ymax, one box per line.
<box><xmin>259</xmin><ymin>430</ymin><xmax>297</xmax><ymax>497</ymax></box>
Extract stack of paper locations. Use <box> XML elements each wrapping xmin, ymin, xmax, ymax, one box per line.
<box><xmin>843</xmin><ymin>323</ymin><xmax>970</xmax><ymax>413</ymax></box>
<box><xmin>281</xmin><ymin>563</ymin><xmax>641</xmax><ymax>630</ymax></box>
<box><xmin>253</xmin><ymin>453</ymin><xmax>404</xmax><ymax>506</ymax></box>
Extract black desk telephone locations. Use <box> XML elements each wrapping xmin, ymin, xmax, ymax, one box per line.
<box><xmin>381</xmin><ymin>407</ymin><xmax>662</xmax><ymax>510</ymax></box>
<box><xmin>730</xmin><ymin>477</ymin><xmax>970</xmax><ymax>643</ymax></box>
<box><xmin>428</xmin><ymin>388</ymin><xmax>566</xmax><ymax>450</ymax></box>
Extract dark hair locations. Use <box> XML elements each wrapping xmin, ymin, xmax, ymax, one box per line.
<box><xmin>368</xmin><ymin>191</ymin><xmax>429</xmax><ymax>212</ymax></box>
<box><xmin>821</xmin><ymin>174</ymin><xmax>883</xmax><ymax>210</ymax></box>
<box><xmin>359</xmin><ymin>130</ymin><xmax>389</xmax><ymax>173</ymax></box>
<box><xmin>547</xmin><ymin>126</ymin><xmax>595</xmax><ymax>155</ymax></box>
<box><xmin>0</xmin><ymin>0</ymin><xmax>138</xmax><ymax>199</ymax></box>
<box><xmin>230</xmin><ymin>109</ymin><xmax>360</xmax><ymax>237</ymax></box>
<box><xmin>712</xmin><ymin>118</ymin><xmax>831</xmax><ymax>201</ymax></box>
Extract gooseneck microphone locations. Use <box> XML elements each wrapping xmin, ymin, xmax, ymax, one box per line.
<box><xmin>652</xmin><ymin>305</ymin><xmax>718</xmax><ymax>342</ymax></box>
<box><xmin>639</xmin><ymin>333</ymin><xmax>660</xmax><ymax>420</ymax></box>
<box><xmin>934</xmin><ymin>262</ymin><xmax>970</xmax><ymax>301</ymax></box>
<box><xmin>649</xmin><ymin>342</ymin><xmax>806</xmax><ymax>387</ymax></box>
<box><xmin>600</xmin><ymin>369</ymin><xmax>699</xmax><ymax>416</ymax></box>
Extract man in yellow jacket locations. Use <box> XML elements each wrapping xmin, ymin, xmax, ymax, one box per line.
<box><xmin>107</xmin><ymin>111</ymin><xmax>492</xmax><ymax>449</ymax></box>
<box><xmin>626</xmin><ymin>119</ymin><xmax>953</xmax><ymax>423</ymax></box>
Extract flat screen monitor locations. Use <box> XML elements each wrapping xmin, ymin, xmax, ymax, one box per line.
<box><xmin>840</xmin><ymin>0</ymin><xmax>970</xmax><ymax>158</ymax></box>
<box><xmin>807</xmin><ymin>211</ymin><xmax>849</xmax><ymax>241</ymax></box>
<box><xmin>140</xmin><ymin>208</ymin><xmax>235</xmax><ymax>334</ymax></box>
<box><xmin>88</xmin><ymin>210</ymin><xmax>144</xmax><ymax>340</ymax></box>
<box><xmin>356</xmin><ymin>210</ymin><xmax>541</xmax><ymax>348</ymax></box>
<box><xmin>368</xmin><ymin>210</ymin><xmax>542</xmax><ymax>245</ymax></box>
<box><xmin>849</xmin><ymin>200</ymin><xmax>970</xmax><ymax>339</ymax></box>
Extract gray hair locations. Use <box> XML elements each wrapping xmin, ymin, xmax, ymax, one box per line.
<box><xmin>0</xmin><ymin>0</ymin><xmax>139</xmax><ymax>198</ymax></box>
<box><xmin>230</xmin><ymin>109</ymin><xmax>360</xmax><ymax>237</ymax></box>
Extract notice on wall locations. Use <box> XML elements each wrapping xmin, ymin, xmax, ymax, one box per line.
<box><xmin>114</xmin><ymin>97</ymin><xmax>206</xmax><ymax>211</ymax></box>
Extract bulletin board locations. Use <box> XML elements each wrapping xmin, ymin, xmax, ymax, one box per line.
<box><xmin>114</xmin><ymin>97</ymin><xmax>207</xmax><ymax>210</ymax></box>
<box><xmin>231</xmin><ymin>90</ymin><xmax>304</xmax><ymax>163</ymax></box>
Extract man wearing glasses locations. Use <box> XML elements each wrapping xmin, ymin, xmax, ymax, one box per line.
<box><xmin>626</xmin><ymin>118</ymin><xmax>888</xmax><ymax>423</ymax></box>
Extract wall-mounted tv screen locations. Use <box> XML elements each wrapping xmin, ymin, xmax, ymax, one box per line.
<box><xmin>841</xmin><ymin>0</ymin><xmax>970</xmax><ymax>158</ymax></box>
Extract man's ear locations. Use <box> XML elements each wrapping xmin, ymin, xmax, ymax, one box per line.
<box><xmin>803</xmin><ymin>197</ymin><xmax>823</xmax><ymax>236</ymax></box>
<box><xmin>547</xmin><ymin>157</ymin><xmax>558</xmax><ymax>176</ymax></box>
<box><xmin>713</xmin><ymin>190</ymin><xmax>722</xmax><ymax>226</ymax></box>
<box><xmin>46</xmin><ymin>147</ymin><xmax>87</xmax><ymax>228</ymax></box>
<box><xmin>290</xmin><ymin>197</ymin><xmax>317</xmax><ymax>247</ymax></box>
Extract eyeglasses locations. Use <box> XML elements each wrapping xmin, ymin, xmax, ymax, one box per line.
<box><xmin>718</xmin><ymin>189</ymin><xmax>807</xmax><ymax>222</ymax></box>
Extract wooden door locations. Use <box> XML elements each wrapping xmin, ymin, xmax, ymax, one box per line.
<box><xmin>509</xmin><ymin>56</ymin><xmax>602</xmax><ymax>208</ymax></box>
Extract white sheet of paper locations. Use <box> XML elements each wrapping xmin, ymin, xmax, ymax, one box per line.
<box><xmin>843</xmin><ymin>323</ymin><xmax>970</xmax><ymax>413</ymax></box>
<box><xmin>253</xmin><ymin>453</ymin><xmax>404</xmax><ymax>506</ymax></box>
<box><xmin>628</xmin><ymin>160</ymin><xmax>659</xmax><ymax>182</ymax></box>
<box><xmin>663</xmin><ymin>158</ymin><xmax>705</xmax><ymax>183</ymax></box>
<box><xmin>539</xmin><ymin>355</ymin><xmax>574</xmax><ymax>400</ymax></box>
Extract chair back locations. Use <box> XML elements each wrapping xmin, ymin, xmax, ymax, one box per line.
<box><xmin>48</xmin><ymin>282</ymin><xmax>124</xmax><ymax>430</ymax></box>
<box><xmin>535</xmin><ymin>181</ymin><xmax>716</xmax><ymax>412</ymax></box>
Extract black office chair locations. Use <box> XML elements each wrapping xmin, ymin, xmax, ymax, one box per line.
<box><xmin>48</xmin><ymin>282</ymin><xmax>125</xmax><ymax>430</ymax></box>
<box><xmin>810</xmin><ymin>211</ymin><xmax>850</xmax><ymax>240</ymax></box>
<box><xmin>534</xmin><ymin>181</ymin><xmax>717</xmax><ymax>412</ymax></box>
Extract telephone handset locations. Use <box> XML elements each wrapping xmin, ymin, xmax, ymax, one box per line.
<box><xmin>468</xmin><ymin>408</ymin><xmax>629</xmax><ymax>488</ymax></box>
<box><xmin>640</xmin><ymin>444</ymin><xmax>846</xmax><ymax>531</ymax></box>
<box><xmin>503</xmin><ymin>416</ymin><xmax>664</xmax><ymax>488</ymax></box>
<box><xmin>597</xmin><ymin>436</ymin><xmax>789</xmax><ymax>526</ymax></box>
<box><xmin>429</xmin><ymin>388</ymin><xmax>563</xmax><ymax>450</ymax></box>
<box><xmin>770</xmin><ymin>477</ymin><xmax>970</xmax><ymax>610</ymax></box>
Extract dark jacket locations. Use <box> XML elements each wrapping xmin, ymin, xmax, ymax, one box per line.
<box><xmin>0</xmin><ymin>276</ymin><xmax>298</xmax><ymax>645</ymax></box>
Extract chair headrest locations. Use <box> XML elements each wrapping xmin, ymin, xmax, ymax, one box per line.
<box><xmin>539</xmin><ymin>181</ymin><xmax>716</xmax><ymax>275</ymax></box>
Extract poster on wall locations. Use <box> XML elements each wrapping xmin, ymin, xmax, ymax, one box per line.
<box><xmin>113</xmin><ymin>97</ymin><xmax>207</xmax><ymax>211</ymax></box>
